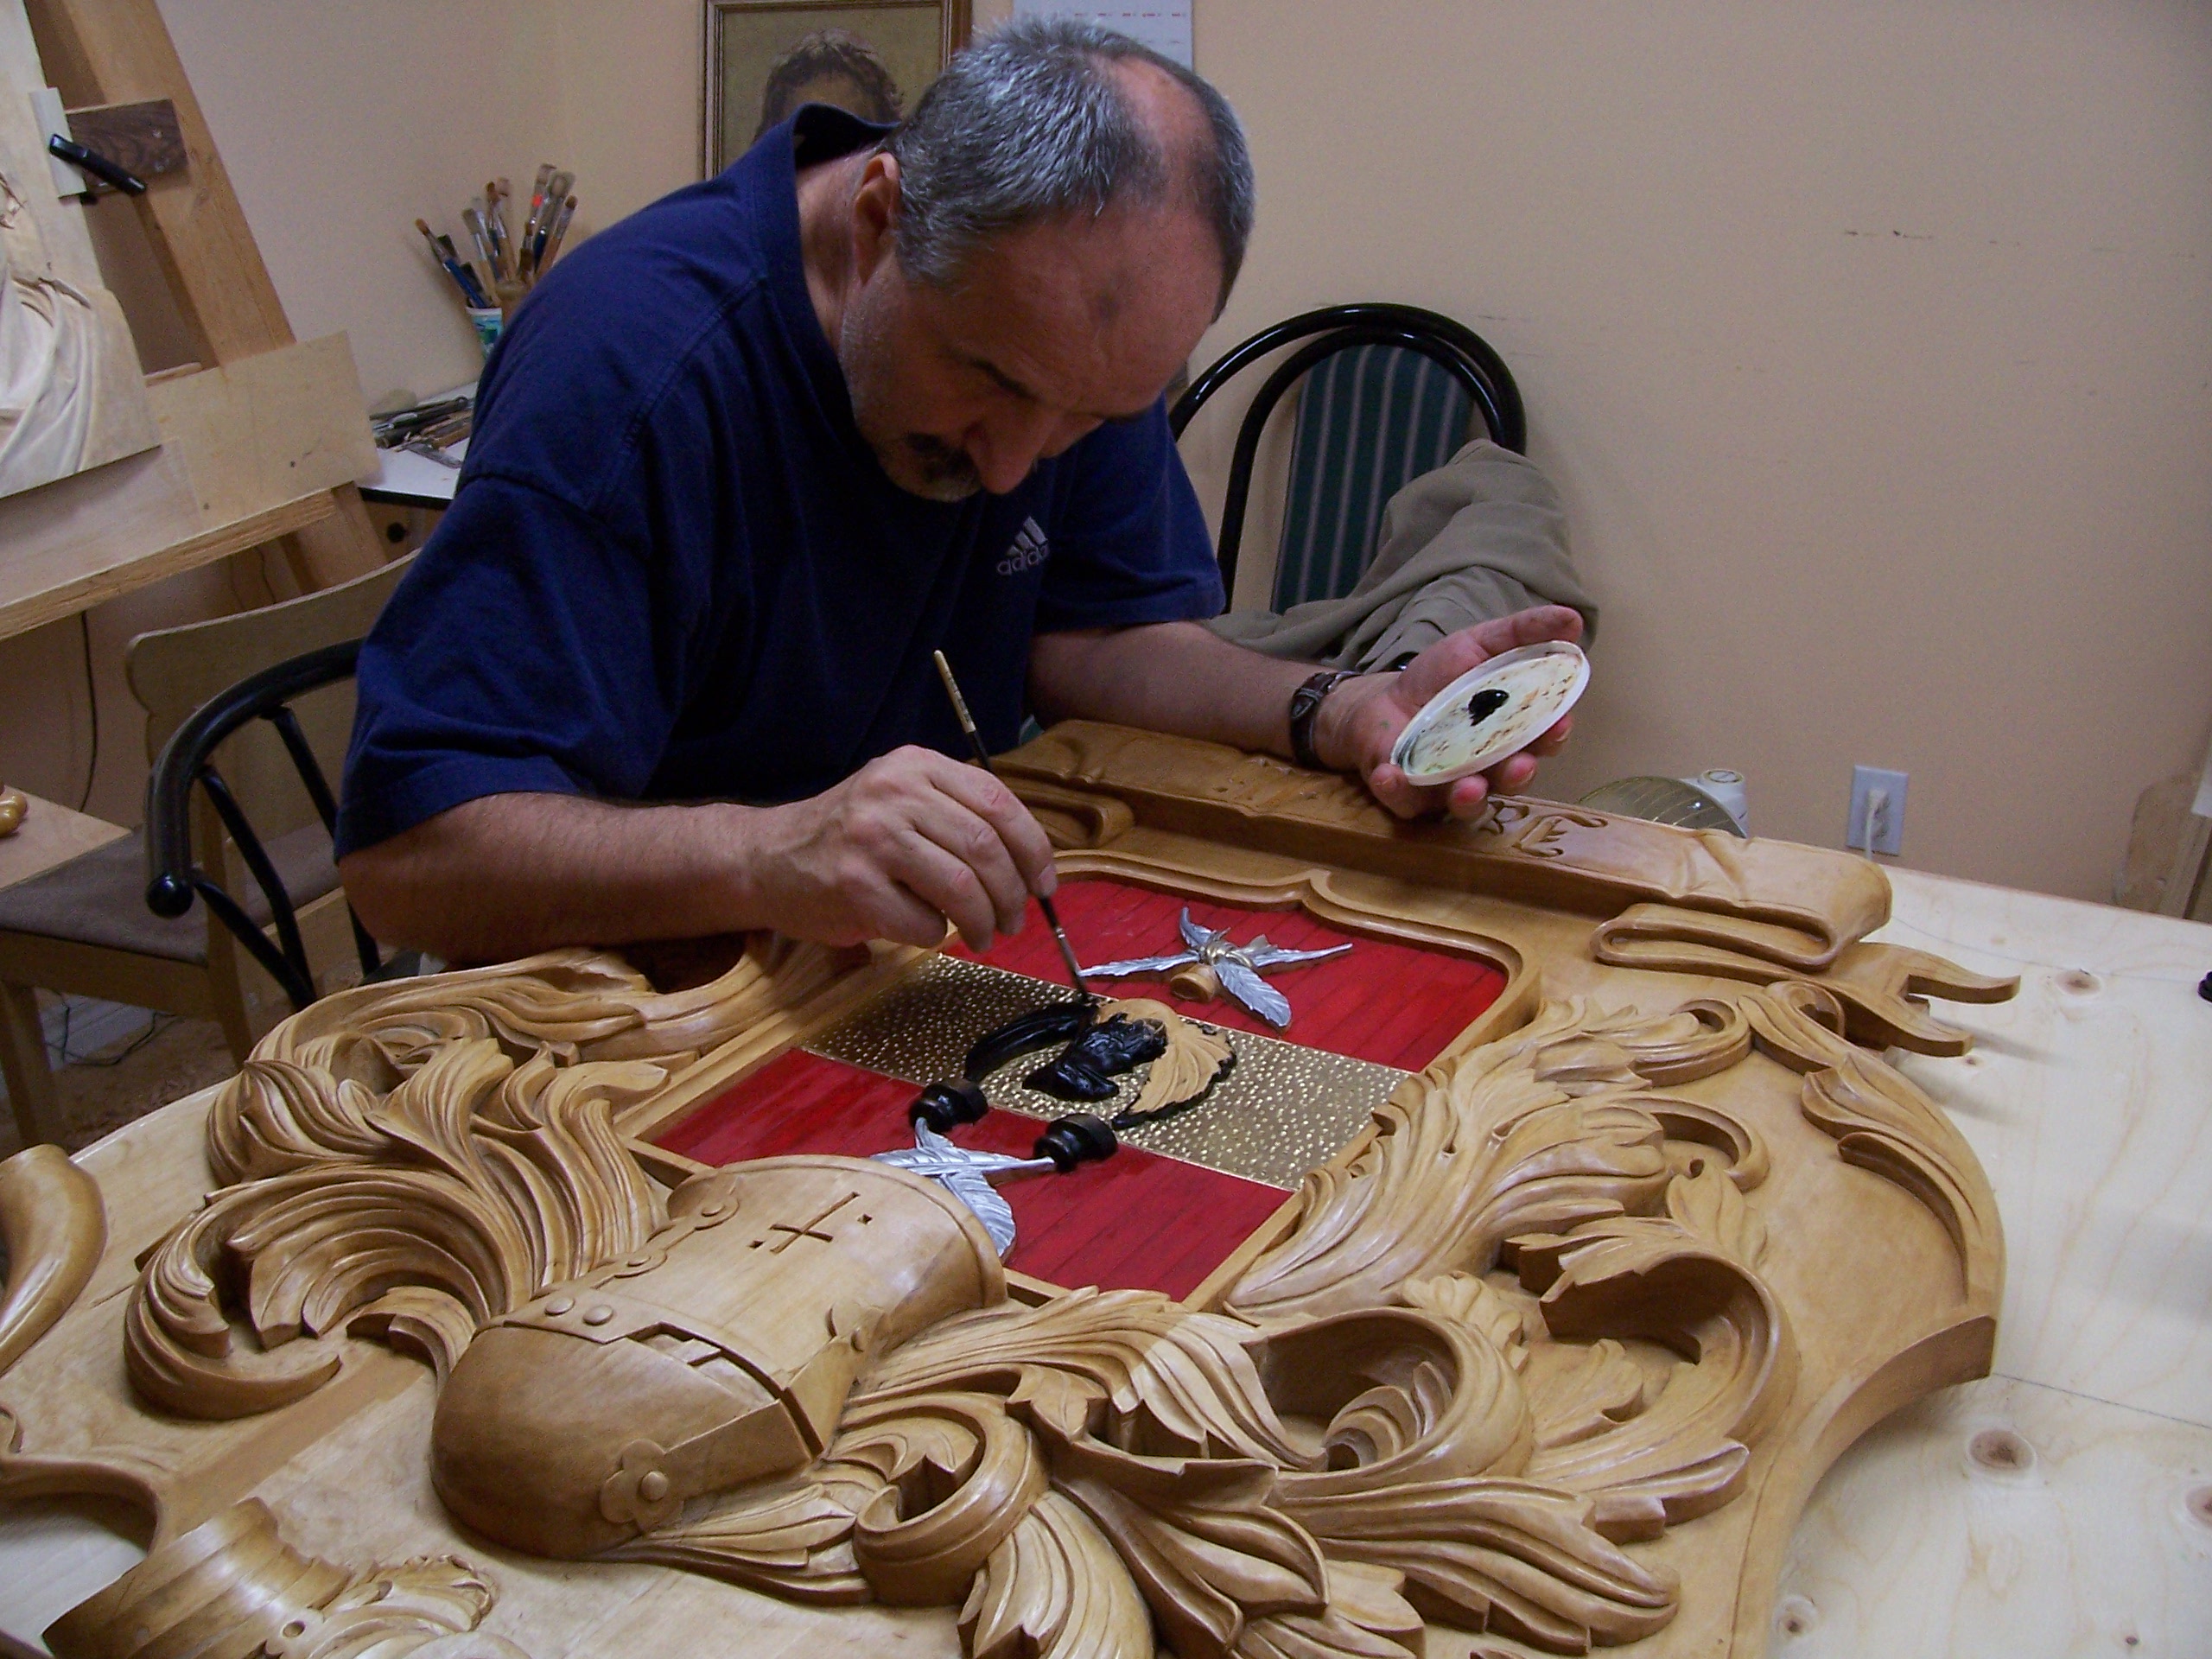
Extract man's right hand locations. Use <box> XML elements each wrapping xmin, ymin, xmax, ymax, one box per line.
<box><xmin>735</xmin><ymin>745</ymin><xmax>1059</xmax><ymax>951</ymax></box>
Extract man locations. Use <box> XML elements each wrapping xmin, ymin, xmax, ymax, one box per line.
<box><xmin>337</xmin><ymin>21</ymin><xmax>1577</xmax><ymax>965</ymax></box>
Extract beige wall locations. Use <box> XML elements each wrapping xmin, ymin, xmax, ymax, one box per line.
<box><xmin>10</xmin><ymin>0</ymin><xmax>2204</xmax><ymax>905</ymax></box>
<box><xmin>1184</xmin><ymin>0</ymin><xmax>2212</xmax><ymax>900</ymax></box>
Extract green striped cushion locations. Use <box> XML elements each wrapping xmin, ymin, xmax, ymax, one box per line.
<box><xmin>1272</xmin><ymin>345</ymin><xmax>1475</xmax><ymax>611</ymax></box>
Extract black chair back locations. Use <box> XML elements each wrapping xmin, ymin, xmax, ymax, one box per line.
<box><xmin>143</xmin><ymin>639</ymin><xmax>385</xmax><ymax>1012</ymax></box>
<box><xmin>1171</xmin><ymin>303</ymin><xmax>1524</xmax><ymax>601</ymax></box>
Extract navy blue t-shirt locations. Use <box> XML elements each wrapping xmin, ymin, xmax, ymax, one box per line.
<box><xmin>336</xmin><ymin>108</ymin><xmax>1222</xmax><ymax>858</ymax></box>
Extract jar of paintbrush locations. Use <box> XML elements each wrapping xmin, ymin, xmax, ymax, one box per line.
<box><xmin>416</xmin><ymin>163</ymin><xmax>579</xmax><ymax>356</ymax></box>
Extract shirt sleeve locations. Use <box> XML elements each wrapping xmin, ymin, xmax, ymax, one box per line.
<box><xmin>334</xmin><ymin>474</ymin><xmax>690</xmax><ymax>858</ymax></box>
<box><xmin>1032</xmin><ymin>400</ymin><xmax>1224</xmax><ymax>633</ymax></box>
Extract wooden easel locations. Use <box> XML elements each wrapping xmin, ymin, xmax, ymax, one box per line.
<box><xmin>0</xmin><ymin>0</ymin><xmax>385</xmax><ymax>1133</ymax></box>
<box><xmin>0</xmin><ymin>0</ymin><xmax>386</xmax><ymax>646</ymax></box>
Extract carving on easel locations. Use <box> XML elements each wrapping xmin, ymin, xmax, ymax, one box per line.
<box><xmin>0</xmin><ymin>7</ymin><xmax>162</xmax><ymax>500</ymax></box>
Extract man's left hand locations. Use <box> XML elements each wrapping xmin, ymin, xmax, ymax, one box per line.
<box><xmin>1313</xmin><ymin>605</ymin><xmax>1585</xmax><ymax>820</ymax></box>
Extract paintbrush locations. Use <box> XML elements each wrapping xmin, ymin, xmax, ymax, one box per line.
<box><xmin>538</xmin><ymin>194</ymin><xmax>579</xmax><ymax>271</ymax></box>
<box><xmin>484</xmin><ymin>179</ymin><xmax>513</xmax><ymax>279</ymax></box>
<box><xmin>463</xmin><ymin>203</ymin><xmax>500</xmax><ymax>283</ymax></box>
<box><xmin>415</xmin><ymin>218</ymin><xmax>488</xmax><ymax>308</ymax></box>
<box><xmin>931</xmin><ymin>650</ymin><xmax>1092</xmax><ymax>1000</ymax></box>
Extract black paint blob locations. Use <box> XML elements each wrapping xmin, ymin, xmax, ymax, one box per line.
<box><xmin>1026</xmin><ymin>1013</ymin><xmax>1168</xmax><ymax>1101</ymax></box>
<box><xmin>1465</xmin><ymin>687</ymin><xmax>1510</xmax><ymax>730</ymax></box>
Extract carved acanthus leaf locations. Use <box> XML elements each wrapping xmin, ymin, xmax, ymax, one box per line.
<box><xmin>1041</xmin><ymin>1430</ymin><xmax>1328</xmax><ymax>1659</ymax></box>
<box><xmin>129</xmin><ymin>1036</ymin><xmax>669</xmax><ymax>1419</ymax></box>
<box><xmin>1236</xmin><ymin>1559</ymin><xmax>1426</xmax><ymax>1659</ymax></box>
<box><xmin>1513</xmin><ymin>1171</ymin><xmax>1798</xmax><ymax>1533</ymax></box>
<box><xmin>859</xmin><ymin>1289</ymin><xmax>1312</xmax><ymax>1466</ymax></box>
<box><xmin>124</xmin><ymin>939</ymin><xmax>858</xmax><ymax>1421</ymax></box>
<box><xmin>1399</xmin><ymin>1274</ymin><xmax>1529</xmax><ymax>1370</ymax></box>
<box><xmin>1274</xmin><ymin>1478</ymin><xmax>1678</xmax><ymax>1652</ymax></box>
<box><xmin>1522</xmin><ymin>1338</ymin><xmax>1644</xmax><ymax>1451</ymax></box>
<box><xmin>1225</xmin><ymin>1001</ymin><xmax>1702</xmax><ymax>1322</ymax></box>
<box><xmin>600</xmin><ymin>1477</ymin><xmax>868</xmax><ymax>1603</ymax></box>
<box><xmin>208</xmin><ymin>938</ymin><xmax>849</xmax><ymax>1183</ymax></box>
<box><xmin>959</xmin><ymin>1491</ymin><xmax>1153</xmax><ymax>1659</ymax></box>
<box><xmin>1743</xmin><ymin>983</ymin><xmax>1999</xmax><ymax>1303</ymax></box>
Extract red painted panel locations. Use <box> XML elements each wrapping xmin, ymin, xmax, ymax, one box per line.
<box><xmin>655</xmin><ymin>1049</ymin><xmax>1287</xmax><ymax>1300</ymax></box>
<box><xmin>952</xmin><ymin>877</ymin><xmax>1505</xmax><ymax>1071</ymax></box>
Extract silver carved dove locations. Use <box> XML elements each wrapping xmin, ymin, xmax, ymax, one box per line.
<box><xmin>872</xmin><ymin>1122</ymin><xmax>1055</xmax><ymax>1257</ymax></box>
<box><xmin>1078</xmin><ymin>907</ymin><xmax>1352</xmax><ymax>1030</ymax></box>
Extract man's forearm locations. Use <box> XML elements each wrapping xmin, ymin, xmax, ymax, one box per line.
<box><xmin>339</xmin><ymin>793</ymin><xmax>761</xmax><ymax>964</ymax></box>
<box><xmin>1027</xmin><ymin>606</ymin><xmax>1584</xmax><ymax>822</ymax></box>
<box><xmin>1027</xmin><ymin>621</ymin><xmax>1332</xmax><ymax>759</ymax></box>
<box><xmin>340</xmin><ymin>745</ymin><xmax>1064</xmax><ymax>965</ymax></box>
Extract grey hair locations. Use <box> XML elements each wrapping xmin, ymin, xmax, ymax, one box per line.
<box><xmin>884</xmin><ymin>17</ymin><xmax>1255</xmax><ymax>308</ymax></box>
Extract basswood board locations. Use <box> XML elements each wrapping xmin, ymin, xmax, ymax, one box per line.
<box><xmin>0</xmin><ymin>334</ymin><xmax>377</xmax><ymax>639</ymax></box>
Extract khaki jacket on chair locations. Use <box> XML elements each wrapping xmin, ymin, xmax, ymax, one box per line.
<box><xmin>1202</xmin><ymin>439</ymin><xmax>1599</xmax><ymax>671</ymax></box>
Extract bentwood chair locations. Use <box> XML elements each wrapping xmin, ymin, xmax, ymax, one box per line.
<box><xmin>1171</xmin><ymin>302</ymin><xmax>1524</xmax><ymax>607</ymax></box>
<box><xmin>0</xmin><ymin>556</ymin><xmax>411</xmax><ymax>1147</ymax></box>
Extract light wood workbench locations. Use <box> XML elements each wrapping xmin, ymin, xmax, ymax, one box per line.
<box><xmin>1774</xmin><ymin>868</ymin><xmax>2211</xmax><ymax>1656</ymax></box>
<box><xmin>0</xmin><ymin>865</ymin><xmax>2205</xmax><ymax>1656</ymax></box>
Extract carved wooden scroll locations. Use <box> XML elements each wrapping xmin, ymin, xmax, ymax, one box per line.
<box><xmin>996</xmin><ymin>722</ymin><xmax>1894</xmax><ymax>975</ymax></box>
<box><xmin>0</xmin><ymin>734</ymin><xmax>2014</xmax><ymax>1658</ymax></box>
<box><xmin>0</xmin><ymin>1144</ymin><xmax>104</xmax><ymax>1377</ymax></box>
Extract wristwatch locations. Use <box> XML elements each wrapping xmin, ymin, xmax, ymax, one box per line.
<box><xmin>1287</xmin><ymin>669</ymin><xmax>1358</xmax><ymax>772</ymax></box>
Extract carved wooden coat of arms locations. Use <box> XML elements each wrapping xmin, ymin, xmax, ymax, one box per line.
<box><xmin>0</xmin><ymin>725</ymin><xmax>2016</xmax><ymax>1658</ymax></box>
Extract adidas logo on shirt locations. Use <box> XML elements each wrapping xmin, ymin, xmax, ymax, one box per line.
<box><xmin>995</xmin><ymin>518</ymin><xmax>1050</xmax><ymax>575</ymax></box>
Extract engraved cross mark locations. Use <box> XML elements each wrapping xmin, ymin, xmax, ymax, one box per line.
<box><xmin>765</xmin><ymin>1191</ymin><xmax>859</xmax><ymax>1253</ymax></box>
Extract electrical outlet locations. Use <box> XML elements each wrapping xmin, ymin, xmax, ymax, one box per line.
<box><xmin>1847</xmin><ymin>766</ymin><xmax>1909</xmax><ymax>855</ymax></box>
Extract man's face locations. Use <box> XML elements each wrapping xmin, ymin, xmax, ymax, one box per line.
<box><xmin>836</xmin><ymin>191</ymin><xmax>1223</xmax><ymax>501</ymax></box>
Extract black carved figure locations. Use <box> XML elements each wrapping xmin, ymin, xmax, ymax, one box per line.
<box><xmin>1024</xmin><ymin>1013</ymin><xmax>1168</xmax><ymax>1101</ymax></box>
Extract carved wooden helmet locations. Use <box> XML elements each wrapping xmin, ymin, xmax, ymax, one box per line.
<box><xmin>431</xmin><ymin>1158</ymin><xmax>1004</xmax><ymax>1557</ymax></box>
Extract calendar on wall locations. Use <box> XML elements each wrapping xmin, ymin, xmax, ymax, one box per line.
<box><xmin>1010</xmin><ymin>0</ymin><xmax>1192</xmax><ymax>66</ymax></box>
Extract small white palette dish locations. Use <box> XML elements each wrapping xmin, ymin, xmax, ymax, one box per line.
<box><xmin>1389</xmin><ymin>640</ymin><xmax>1589</xmax><ymax>785</ymax></box>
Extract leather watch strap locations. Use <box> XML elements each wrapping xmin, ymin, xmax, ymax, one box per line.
<box><xmin>1287</xmin><ymin>669</ymin><xmax>1357</xmax><ymax>772</ymax></box>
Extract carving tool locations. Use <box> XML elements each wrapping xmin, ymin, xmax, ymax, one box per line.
<box><xmin>931</xmin><ymin>650</ymin><xmax>1091</xmax><ymax>999</ymax></box>
<box><xmin>47</xmin><ymin>132</ymin><xmax>143</xmax><ymax>196</ymax></box>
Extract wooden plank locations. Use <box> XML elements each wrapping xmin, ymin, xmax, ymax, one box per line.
<box><xmin>24</xmin><ymin>0</ymin><xmax>291</xmax><ymax>365</ymax></box>
<box><xmin>0</xmin><ymin>480</ymin><xmax>334</xmax><ymax>641</ymax></box>
<box><xmin>0</xmin><ymin>334</ymin><xmax>374</xmax><ymax>640</ymax></box>
<box><xmin>59</xmin><ymin>96</ymin><xmax>182</xmax><ymax>188</ymax></box>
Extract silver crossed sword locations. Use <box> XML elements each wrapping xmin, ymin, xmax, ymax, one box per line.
<box><xmin>1078</xmin><ymin>906</ymin><xmax>1351</xmax><ymax>1030</ymax></box>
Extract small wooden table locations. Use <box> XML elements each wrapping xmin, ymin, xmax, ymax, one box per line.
<box><xmin>0</xmin><ymin>792</ymin><xmax>129</xmax><ymax>893</ymax></box>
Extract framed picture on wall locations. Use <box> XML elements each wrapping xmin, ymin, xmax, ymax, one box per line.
<box><xmin>702</xmin><ymin>0</ymin><xmax>973</xmax><ymax>176</ymax></box>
